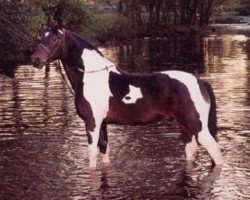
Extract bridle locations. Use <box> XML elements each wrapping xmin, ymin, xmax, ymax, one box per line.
<box><xmin>38</xmin><ymin>30</ymin><xmax>65</xmax><ymax>63</ymax></box>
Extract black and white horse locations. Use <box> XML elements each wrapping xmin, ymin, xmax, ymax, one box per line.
<box><xmin>31</xmin><ymin>26</ymin><xmax>223</xmax><ymax>168</ymax></box>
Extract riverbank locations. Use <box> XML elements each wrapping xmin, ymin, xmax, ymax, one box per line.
<box><xmin>213</xmin><ymin>12</ymin><xmax>250</xmax><ymax>24</ymax></box>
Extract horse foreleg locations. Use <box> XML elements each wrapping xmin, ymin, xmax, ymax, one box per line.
<box><xmin>86</xmin><ymin>123</ymin><xmax>101</xmax><ymax>168</ymax></box>
<box><xmin>98</xmin><ymin>122</ymin><xmax>110</xmax><ymax>164</ymax></box>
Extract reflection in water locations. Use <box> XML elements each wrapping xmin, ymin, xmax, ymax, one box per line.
<box><xmin>115</xmin><ymin>35</ymin><xmax>205</xmax><ymax>73</ymax></box>
<box><xmin>181</xmin><ymin>163</ymin><xmax>222</xmax><ymax>199</ymax></box>
<box><xmin>1</xmin><ymin>25</ymin><xmax>250</xmax><ymax>199</ymax></box>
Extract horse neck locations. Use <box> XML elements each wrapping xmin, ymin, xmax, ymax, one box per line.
<box><xmin>60</xmin><ymin>31</ymin><xmax>84</xmax><ymax>94</ymax></box>
<box><xmin>60</xmin><ymin>60</ymin><xmax>83</xmax><ymax>96</ymax></box>
<box><xmin>62</xmin><ymin>30</ymin><xmax>83</xmax><ymax>68</ymax></box>
<box><xmin>81</xmin><ymin>48</ymin><xmax>114</xmax><ymax>73</ymax></box>
<box><xmin>64</xmin><ymin>30</ymin><xmax>114</xmax><ymax>73</ymax></box>
<box><xmin>60</xmin><ymin>30</ymin><xmax>116</xmax><ymax>93</ymax></box>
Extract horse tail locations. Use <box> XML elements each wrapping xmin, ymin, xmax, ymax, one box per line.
<box><xmin>203</xmin><ymin>81</ymin><xmax>217</xmax><ymax>139</ymax></box>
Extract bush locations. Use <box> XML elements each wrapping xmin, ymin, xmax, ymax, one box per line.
<box><xmin>0</xmin><ymin>0</ymin><xmax>93</xmax><ymax>67</ymax></box>
<box><xmin>85</xmin><ymin>13</ymin><xmax>133</xmax><ymax>44</ymax></box>
<box><xmin>0</xmin><ymin>1</ymin><xmax>32</xmax><ymax>67</ymax></box>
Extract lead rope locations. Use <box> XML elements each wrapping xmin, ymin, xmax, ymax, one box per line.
<box><xmin>57</xmin><ymin>61</ymin><xmax>75</xmax><ymax>96</ymax></box>
<box><xmin>77</xmin><ymin>65</ymin><xmax>114</xmax><ymax>73</ymax></box>
<box><xmin>58</xmin><ymin>63</ymin><xmax>114</xmax><ymax>96</ymax></box>
<box><xmin>0</xmin><ymin>74</ymin><xmax>14</xmax><ymax>79</ymax></box>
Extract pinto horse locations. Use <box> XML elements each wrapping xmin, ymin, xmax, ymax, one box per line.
<box><xmin>31</xmin><ymin>27</ymin><xmax>223</xmax><ymax>168</ymax></box>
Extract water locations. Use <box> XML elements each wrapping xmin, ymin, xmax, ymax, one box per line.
<box><xmin>0</xmin><ymin>24</ymin><xmax>250</xmax><ymax>199</ymax></box>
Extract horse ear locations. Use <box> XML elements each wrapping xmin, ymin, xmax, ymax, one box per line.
<box><xmin>56</xmin><ymin>17</ymin><xmax>63</xmax><ymax>29</ymax></box>
<box><xmin>47</xmin><ymin>16</ymin><xmax>52</xmax><ymax>28</ymax></box>
<box><xmin>55</xmin><ymin>17</ymin><xmax>64</xmax><ymax>35</ymax></box>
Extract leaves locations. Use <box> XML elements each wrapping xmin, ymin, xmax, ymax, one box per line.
<box><xmin>0</xmin><ymin>0</ymin><xmax>92</xmax><ymax>67</ymax></box>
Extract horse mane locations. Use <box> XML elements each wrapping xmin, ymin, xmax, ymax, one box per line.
<box><xmin>67</xmin><ymin>30</ymin><xmax>104</xmax><ymax>56</ymax></box>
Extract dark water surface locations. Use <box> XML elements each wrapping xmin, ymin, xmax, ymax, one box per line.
<box><xmin>1</xmin><ymin>24</ymin><xmax>250</xmax><ymax>199</ymax></box>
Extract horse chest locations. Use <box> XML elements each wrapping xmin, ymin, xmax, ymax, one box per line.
<box><xmin>83</xmin><ymin>73</ymin><xmax>111</xmax><ymax>121</ymax></box>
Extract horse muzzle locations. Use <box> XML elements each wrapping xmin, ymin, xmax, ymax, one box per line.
<box><xmin>31</xmin><ymin>56</ymin><xmax>46</xmax><ymax>69</ymax></box>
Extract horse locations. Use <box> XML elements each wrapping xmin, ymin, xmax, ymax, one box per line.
<box><xmin>31</xmin><ymin>26</ymin><xmax>223</xmax><ymax>168</ymax></box>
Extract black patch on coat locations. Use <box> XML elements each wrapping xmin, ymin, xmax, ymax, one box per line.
<box><xmin>109</xmin><ymin>71</ymin><xmax>130</xmax><ymax>99</ymax></box>
<box><xmin>198</xmin><ymin>80</ymin><xmax>210</xmax><ymax>103</ymax></box>
<box><xmin>98</xmin><ymin>122</ymin><xmax>108</xmax><ymax>154</ymax></box>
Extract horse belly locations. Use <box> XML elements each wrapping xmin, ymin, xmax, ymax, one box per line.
<box><xmin>106</xmin><ymin>98</ymin><xmax>169</xmax><ymax>125</ymax></box>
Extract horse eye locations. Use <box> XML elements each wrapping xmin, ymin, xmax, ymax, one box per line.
<box><xmin>52</xmin><ymin>36</ymin><xmax>57</xmax><ymax>41</ymax></box>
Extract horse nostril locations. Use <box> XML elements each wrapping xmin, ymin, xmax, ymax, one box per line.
<box><xmin>33</xmin><ymin>57</ymin><xmax>40</xmax><ymax>66</ymax></box>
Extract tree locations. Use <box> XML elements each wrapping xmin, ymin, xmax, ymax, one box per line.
<box><xmin>0</xmin><ymin>0</ymin><xmax>93</xmax><ymax>67</ymax></box>
<box><xmin>115</xmin><ymin>0</ymin><xmax>226</xmax><ymax>34</ymax></box>
<box><xmin>0</xmin><ymin>1</ymin><xmax>31</xmax><ymax>67</ymax></box>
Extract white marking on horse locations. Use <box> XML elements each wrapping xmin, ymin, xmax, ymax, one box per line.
<box><xmin>58</xmin><ymin>29</ymin><xmax>63</xmax><ymax>35</ymax></box>
<box><xmin>162</xmin><ymin>71</ymin><xmax>209</xmax><ymax>118</ymax></box>
<box><xmin>81</xmin><ymin>49</ymin><xmax>119</xmax><ymax>167</ymax></box>
<box><xmin>122</xmin><ymin>85</ymin><xmax>143</xmax><ymax>104</ymax></box>
<box><xmin>162</xmin><ymin>71</ymin><xmax>223</xmax><ymax>164</ymax></box>
<box><xmin>81</xmin><ymin>49</ymin><xmax>120</xmax><ymax>74</ymax></box>
<box><xmin>185</xmin><ymin>135</ymin><xmax>197</xmax><ymax>160</ymax></box>
<box><xmin>44</xmin><ymin>32</ymin><xmax>50</xmax><ymax>38</ymax></box>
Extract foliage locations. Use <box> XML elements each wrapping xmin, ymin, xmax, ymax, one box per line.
<box><xmin>0</xmin><ymin>0</ymin><xmax>93</xmax><ymax>67</ymax></box>
<box><xmin>0</xmin><ymin>1</ymin><xmax>31</xmax><ymax>67</ymax></box>
<box><xmin>1</xmin><ymin>0</ymin><xmax>246</xmax><ymax>67</ymax></box>
<box><xmin>219</xmin><ymin>0</ymin><xmax>250</xmax><ymax>15</ymax></box>
<box><xmin>107</xmin><ymin>0</ymin><xmax>226</xmax><ymax>26</ymax></box>
<box><xmin>99</xmin><ymin>0</ymin><xmax>227</xmax><ymax>37</ymax></box>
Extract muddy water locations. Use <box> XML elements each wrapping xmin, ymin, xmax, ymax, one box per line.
<box><xmin>0</xmin><ymin>24</ymin><xmax>250</xmax><ymax>199</ymax></box>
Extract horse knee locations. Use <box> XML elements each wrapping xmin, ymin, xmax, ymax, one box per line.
<box><xmin>198</xmin><ymin>129</ymin><xmax>216</xmax><ymax>148</ymax></box>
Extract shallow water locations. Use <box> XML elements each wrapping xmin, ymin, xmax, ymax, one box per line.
<box><xmin>0</xmin><ymin>25</ymin><xmax>250</xmax><ymax>199</ymax></box>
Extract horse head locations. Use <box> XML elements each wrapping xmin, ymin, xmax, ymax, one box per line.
<box><xmin>31</xmin><ymin>26</ymin><xmax>64</xmax><ymax>69</ymax></box>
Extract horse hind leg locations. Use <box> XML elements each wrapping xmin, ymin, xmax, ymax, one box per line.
<box><xmin>98</xmin><ymin>122</ymin><xmax>110</xmax><ymax>164</ymax></box>
<box><xmin>198</xmin><ymin>81</ymin><xmax>223</xmax><ymax>165</ymax></box>
<box><xmin>180</xmin><ymin>109</ymin><xmax>223</xmax><ymax>165</ymax></box>
<box><xmin>198</xmin><ymin>128</ymin><xmax>223</xmax><ymax>165</ymax></box>
<box><xmin>181</xmin><ymin>129</ymin><xmax>198</xmax><ymax>162</ymax></box>
<box><xmin>181</xmin><ymin>123</ymin><xmax>223</xmax><ymax>165</ymax></box>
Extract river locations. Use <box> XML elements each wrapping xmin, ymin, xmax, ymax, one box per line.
<box><xmin>0</xmin><ymin>24</ymin><xmax>250</xmax><ymax>199</ymax></box>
